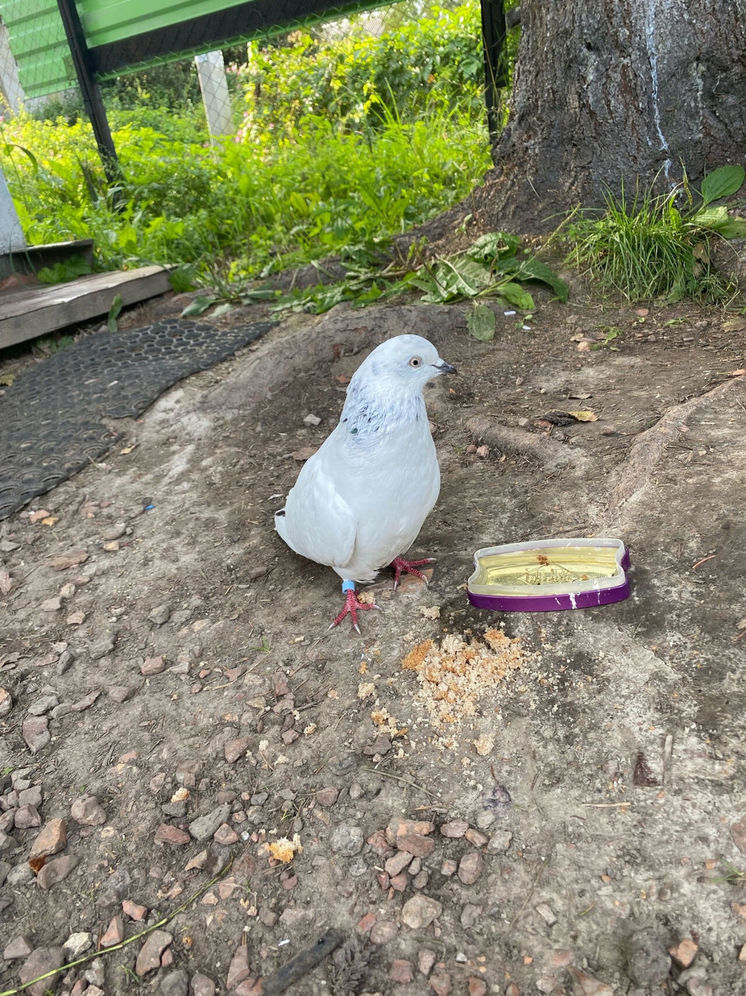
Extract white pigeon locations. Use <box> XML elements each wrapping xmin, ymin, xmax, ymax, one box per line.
<box><xmin>275</xmin><ymin>333</ymin><xmax>456</xmax><ymax>631</ymax></box>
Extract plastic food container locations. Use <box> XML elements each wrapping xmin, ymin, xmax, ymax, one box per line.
<box><xmin>467</xmin><ymin>537</ymin><xmax>630</xmax><ymax>612</ymax></box>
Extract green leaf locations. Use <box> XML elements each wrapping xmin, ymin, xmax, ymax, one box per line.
<box><xmin>503</xmin><ymin>257</ymin><xmax>570</xmax><ymax>302</ymax></box>
<box><xmin>107</xmin><ymin>293</ymin><xmax>123</xmax><ymax>333</ymax></box>
<box><xmin>467</xmin><ymin>303</ymin><xmax>496</xmax><ymax>341</ymax></box>
<box><xmin>692</xmin><ymin>206</ymin><xmax>746</xmax><ymax>238</ymax></box>
<box><xmin>181</xmin><ymin>295</ymin><xmax>217</xmax><ymax>317</ymax></box>
<box><xmin>497</xmin><ymin>281</ymin><xmax>535</xmax><ymax>310</ymax></box>
<box><xmin>466</xmin><ymin>231</ymin><xmax>520</xmax><ymax>263</ymax></box>
<box><xmin>700</xmin><ymin>165</ymin><xmax>745</xmax><ymax>206</ymax></box>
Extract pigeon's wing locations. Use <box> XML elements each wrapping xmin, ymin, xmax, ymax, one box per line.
<box><xmin>275</xmin><ymin>447</ymin><xmax>357</xmax><ymax>571</ymax></box>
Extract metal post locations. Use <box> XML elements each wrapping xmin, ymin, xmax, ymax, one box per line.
<box><xmin>480</xmin><ymin>0</ymin><xmax>507</xmax><ymax>151</ymax></box>
<box><xmin>56</xmin><ymin>0</ymin><xmax>121</xmax><ymax>187</ymax></box>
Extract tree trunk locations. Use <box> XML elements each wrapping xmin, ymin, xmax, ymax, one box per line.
<box><xmin>474</xmin><ymin>0</ymin><xmax>746</xmax><ymax>232</ymax></box>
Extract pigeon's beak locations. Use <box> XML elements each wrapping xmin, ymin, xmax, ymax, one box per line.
<box><xmin>432</xmin><ymin>360</ymin><xmax>457</xmax><ymax>375</ymax></box>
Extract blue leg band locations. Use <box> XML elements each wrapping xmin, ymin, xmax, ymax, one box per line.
<box><xmin>341</xmin><ymin>579</ymin><xmax>356</xmax><ymax>593</ymax></box>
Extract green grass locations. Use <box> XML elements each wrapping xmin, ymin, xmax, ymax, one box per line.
<box><xmin>565</xmin><ymin>167</ymin><xmax>746</xmax><ymax>303</ymax></box>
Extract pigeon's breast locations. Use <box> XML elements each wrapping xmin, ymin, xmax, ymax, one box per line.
<box><xmin>336</xmin><ymin>419</ymin><xmax>440</xmax><ymax>580</ymax></box>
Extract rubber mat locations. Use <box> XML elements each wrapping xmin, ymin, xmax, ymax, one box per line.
<box><xmin>0</xmin><ymin>317</ymin><xmax>275</xmax><ymax>520</ymax></box>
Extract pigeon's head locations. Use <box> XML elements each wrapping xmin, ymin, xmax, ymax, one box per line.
<box><xmin>353</xmin><ymin>334</ymin><xmax>457</xmax><ymax>396</ymax></box>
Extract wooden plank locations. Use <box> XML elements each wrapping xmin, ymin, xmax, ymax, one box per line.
<box><xmin>0</xmin><ymin>265</ymin><xmax>173</xmax><ymax>350</ymax></box>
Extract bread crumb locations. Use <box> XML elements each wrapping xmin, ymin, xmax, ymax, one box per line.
<box><xmin>401</xmin><ymin>630</ymin><xmax>526</xmax><ymax>733</ymax></box>
<box><xmin>268</xmin><ymin>833</ymin><xmax>302</xmax><ymax>863</ymax></box>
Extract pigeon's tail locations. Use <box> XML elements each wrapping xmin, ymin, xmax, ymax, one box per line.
<box><xmin>274</xmin><ymin>508</ymin><xmax>290</xmax><ymax>545</ymax></box>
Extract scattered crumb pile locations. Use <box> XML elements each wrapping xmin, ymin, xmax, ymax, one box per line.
<box><xmin>401</xmin><ymin>629</ymin><xmax>526</xmax><ymax>726</ymax></box>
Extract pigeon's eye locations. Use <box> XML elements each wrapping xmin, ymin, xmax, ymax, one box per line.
<box><xmin>409</xmin><ymin>356</ymin><xmax>422</xmax><ymax>368</ymax></box>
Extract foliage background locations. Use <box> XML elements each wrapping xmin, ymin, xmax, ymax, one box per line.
<box><xmin>1</xmin><ymin>2</ymin><xmax>496</xmax><ymax>285</ymax></box>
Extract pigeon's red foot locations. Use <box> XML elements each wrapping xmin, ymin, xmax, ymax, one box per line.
<box><xmin>329</xmin><ymin>588</ymin><xmax>380</xmax><ymax>634</ymax></box>
<box><xmin>390</xmin><ymin>555</ymin><xmax>436</xmax><ymax>590</ymax></box>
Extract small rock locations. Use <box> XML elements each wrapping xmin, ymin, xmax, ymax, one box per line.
<box><xmin>467</xmin><ymin>978</ymin><xmax>487</xmax><ymax>996</ymax></box>
<box><xmin>71</xmin><ymin>794</ymin><xmax>107</xmax><ymax>826</ymax></box>
<box><xmin>386</xmin><ymin>817</ymin><xmax>435</xmax><ymax>844</ymax></box>
<box><xmin>71</xmin><ymin>689</ymin><xmax>100</xmax><ymax>712</ymax></box>
<box><xmin>669</xmin><ymin>937</ymin><xmax>698</xmax><ymax>968</ymax></box>
<box><xmin>159</xmin><ymin>968</ymin><xmax>189</xmax><ymax>996</ymax></box>
<box><xmin>4</xmin><ymin>935</ymin><xmax>33</xmax><ymax>960</ymax></box>
<box><xmin>458</xmin><ymin>851</ymin><xmax>485</xmax><ymax>885</ymax></box>
<box><xmin>686</xmin><ymin>981</ymin><xmax>713</xmax><ymax>996</ymax></box>
<box><xmin>100</xmin><ymin>914</ymin><xmax>125</xmax><ymax>947</ymax></box>
<box><xmin>84</xmin><ymin>958</ymin><xmax>105</xmax><ymax>987</ymax></box>
<box><xmin>89</xmin><ymin>632</ymin><xmax>116</xmax><ymax>660</ymax></box>
<box><xmin>155</xmin><ymin>824</ymin><xmax>191</xmax><ymax>846</ymax></box>
<box><xmin>535</xmin><ymin>902</ymin><xmax>557</xmax><ymax>926</ymax></box>
<box><xmin>390</xmin><ymin>872</ymin><xmax>408</xmax><ymax>892</ymax></box>
<box><xmin>369</xmin><ymin>919</ymin><xmax>398</xmax><ymax>944</ymax></box>
<box><xmin>141</xmin><ymin>655</ymin><xmax>166</xmax><ymax>675</ymax></box>
<box><xmin>22</xmin><ymin>716</ymin><xmax>50</xmax><ymax>754</ymax></box>
<box><xmin>331</xmin><ymin>823</ymin><xmax>364</xmax><ymax>855</ymax></box>
<box><xmin>224</xmin><ymin>737</ymin><xmax>251</xmax><ymax>764</ymax></box>
<box><xmin>412</xmin><ymin>869</ymin><xmax>429</xmax><ymax>889</ymax></box>
<box><xmin>56</xmin><ymin>650</ymin><xmax>76</xmax><ymax>675</ymax></box>
<box><xmin>464</xmin><ymin>828</ymin><xmax>489</xmax><ymax>847</ymax></box>
<box><xmin>62</xmin><ymin>932</ymin><xmax>92</xmax><ymax>959</ymax></box>
<box><xmin>214</xmin><ymin>823</ymin><xmax>239</xmax><ymax>845</ymax></box>
<box><xmin>8</xmin><ymin>863</ymin><xmax>35</xmax><ymax>886</ymax></box>
<box><xmin>440</xmin><ymin>858</ymin><xmax>458</xmax><ymax>876</ymax></box>
<box><xmin>738</xmin><ymin>944</ymin><xmax>746</xmax><ymax>962</ymax></box>
<box><xmin>15</xmin><ymin>804</ymin><xmax>42</xmax><ymax>829</ymax></box>
<box><xmin>227</xmin><ymin>943</ymin><xmax>251</xmax><ymax>988</ymax></box>
<box><xmin>418</xmin><ymin>948</ymin><xmax>437</xmax><ymax>976</ymax></box>
<box><xmin>487</xmin><ymin>830</ymin><xmax>513</xmax><ymax>853</ymax></box>
<box><xmin>36</xmin><ymin>853</ymin><xmax>79</xmax><ymax>889</ymax></box>
<box><xmin>18</xmin><ymin>785</ymin><xmax>43</xmax><ymax>808</ymax></box>
<box><xmin>569</xmin><ymin>968</ymin><xmax>615</xmax><ymax>996</ymax></box>
<box><xmin>440</xmin><ymin>819</ymin><xmax>469</xmax><ymax>838</ymax></box>
<box><xmin>475</xmin><ymin>809</ymin><xmax>495</xmax><ymax>830</ymax></box>
<box><xmin>0</xmin><ymin>687</ymin><xmax>13</xmax><ymax>715</ymax></box>
<box><xmin>189</xmin><ymin>804</ymin><xmax>230</xmax><ymax>842</ymax></box>
<box><xmin>303</xmin><ymin>413</ymin><xmax>322</xmax><ymax>426</ymax></box>
<box><xmin>390</xmin><ymin>959</ymin><xmax>414</xmax><ymax>983</ymax></box>
<box><xmin>67</xmin><ymin>610</ymin><xmax>86</xmax><ymax>625</ymax></box>
<box><xmin>385</xmin><ymin>851</ymin><xmax>413</xmax><ymax>877</ymax></box>
<box><xmin>40</xmin><ymin>596</ymin><xmax>62</xmax><ymax>613</ymax></box>
<box><xmin>48</xmin><ymin>549</ymin><xmax>88</xmax><ymax>571</ymax></box>
<box><xmin>27</xmin><ymin>694</ymin><xmax>59</xmax><ymax>716</ymax></box>
<box><xmin>401</xmin><ymin>895</ymin><xmax>442</xmax><ymax>929</ymax></box>
<box><xmin>136</xmin><ymin>929</ymin><xmax>173</xmax><ymax>976</ymax></box>
<box><xmin>315</xmin><ymin>786</ymin><xmax>339</xmax><ymax>807</ymax></box>
<box><xmin>149</xmin><ymin>603</ymin><xmax>172</xmax><ymax>626</ymax></box>
<box><xmin>191</xmin><ymin>973</ymin><xmax>216</xmax><ymax>996</ymax></box>
<box><xmin>19</xmin><ymin>946</ymin><xmax>65</xmax><ymax>996</ymax></box>
<box><xmin>122</xmin><ymin>899</ymin><xmax>148</xmax><ymax>920</ymax></box>
<box><xmin>429</xmin><ymin>967</ymin><xmax>452</xmax><ymax>995</ymax></box>
<box><xmin>29</xmin><ymin>818</ymin><xmax>67</xmax><ymax>859</ymax></box>
<box><xmin>108</xmin><ymin>685</ymin><xmax>135</xmax><ymax>702</ymax></box>
<box><xmin>731</xmin><ymin>813</ymin><xmax>746</xmax><ymax>854</ymax></box>
<box><xmin>397</xmin><ymin>833</ymin><xmax>435</xmax><ymax>857</ymax></box>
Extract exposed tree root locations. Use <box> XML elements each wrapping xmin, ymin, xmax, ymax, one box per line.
<box><xmin>607</xmin><ymin>373</ymin><xmax>744</xmax><ymax>522</ymax></box>
<box><xmin>466</xmin><ymin>415</ymin><xmax>588</xmax><ymax>469</ymax></box>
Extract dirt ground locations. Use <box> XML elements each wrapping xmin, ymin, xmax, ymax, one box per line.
<box><xmin>1</xmin><ymin>272</ymin><xmax>745</xmax><ymax>996</ymax></box>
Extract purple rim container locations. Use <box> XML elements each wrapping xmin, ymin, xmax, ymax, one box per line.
<box><xmin>467</xmin><ymin>537</ymin><xmax>630</xmax><ymax>612</ymax></box>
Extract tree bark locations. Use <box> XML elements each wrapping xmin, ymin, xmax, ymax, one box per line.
<box><xmin>473</xmin><ymin>0</ymin><xmax>746</xmax><ymax>231</ymax></box>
